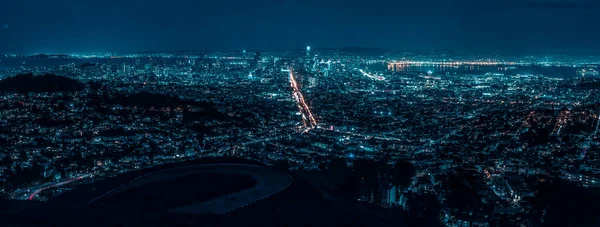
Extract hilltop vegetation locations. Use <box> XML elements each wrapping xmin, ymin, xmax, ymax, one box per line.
<box><xmin>0</xmin><ymin>73</ymin><xmax>83</xmax><ymax>93</ymax></box>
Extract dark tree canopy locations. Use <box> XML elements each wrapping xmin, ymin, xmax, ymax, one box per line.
<box><xmin>0</xmin><ymin>73</ymin><xmax>83</xmax><ymax>93</ymax></box>
<box><xmin>390</xmin><ymin>160</ymin><xmax>415</xmax><ymax>188</ymax></box>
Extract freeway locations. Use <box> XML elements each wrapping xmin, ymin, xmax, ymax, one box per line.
<box><xmin>289</xmin><ymin>69</ymin><xmax>318</xmax><ymax>131</ymax></box>
<box><xmin>10</xmin><ymin>174</ymin><xmax>92</xmax><ymax>201</ymax></box>
<box><xmin>86</xmin><ymin>164</ymin><xmax>293</xmax><ymax>215</ymax></box>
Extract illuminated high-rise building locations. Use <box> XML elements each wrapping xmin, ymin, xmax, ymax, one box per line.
<box><xmin>306</xmin><ymin>46</ymin><xmax>313</xmax><ymax>70</ymax></box>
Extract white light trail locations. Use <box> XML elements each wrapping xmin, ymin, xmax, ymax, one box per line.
<box><xmin>359</xmin><ymin>69</ymin><xmax>385</xmax><ymax>81</ymax></box>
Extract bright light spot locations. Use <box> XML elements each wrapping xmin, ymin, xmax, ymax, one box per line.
<box><xmin>307</xmin><ymin>46</ymin><xmax>311</xmax><ymax>51</ymax></box>
<box><xmin>349</xmin><ymin>153</ymin><xmax>355</xmax><ymax>158</ymax></box>
<box><xmin>359</xmin><ymin>69</ymin><xmax>386</xmax><ymax>81</ymax></box>
<box><xmin>427</xmin><ymin>70</ymin><xmax>433</xmax><ymax>75</ymax></box>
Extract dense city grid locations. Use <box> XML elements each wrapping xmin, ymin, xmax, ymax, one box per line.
<box><xmin>1</xmin><ymin>49</ymin><xmax>600</xmax><ymax>226</ymax></box>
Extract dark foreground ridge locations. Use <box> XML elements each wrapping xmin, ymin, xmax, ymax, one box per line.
<box><xmin>0</xmin><ymin>73</ymin><xmax>84</xmax><ymax>93</ymax></box>
<box><xmin>0</xmin><ymin>157</ymin><xmax>402</xmax><ymax>226</ymax></box>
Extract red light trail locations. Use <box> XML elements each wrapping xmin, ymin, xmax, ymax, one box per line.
<box><xmin>289</xmin><ymin>69</ymin><xmax>317</xmax><ymax>132</ymax></box>
<box><xmin>28</xmin><ymin>175</ymin><xmax>89</xmax><ymax>201</ymax></box>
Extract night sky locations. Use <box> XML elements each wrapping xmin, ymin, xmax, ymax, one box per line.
<box><xmin>1</xmin><ymin>0</ymin><xmax>599</xmax><ymax>53</ymax></box>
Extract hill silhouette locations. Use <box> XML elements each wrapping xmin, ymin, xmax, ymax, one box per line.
<box><xmin>104</xmin><ymin>92</ymin><xmax>189</xmax><ymax>108</ymax></box>
<box><xmin>90</xmin><ymin>92</ymin><xmax>229</xmax><ymax>123</ymax></box>
<box><xmin>99</xmin><ymin>92</ymin><xmax>219</xmax><ymax>112</ymax></box>
<box><xmin>30</xmin><ymin>54</ymin><xmax>70</xmax><ymax>58</ymax></box>
<box><xmin>577</xmin><ymin>81</ymin><xmax>600</xmax><ymax>89</ymax></box>
<box><xmin>10</xmin><ymin>157</ymin><xmax>402</xmax><ymax>227</ymax></box>
<box><xmin>0</xmin><ymin>73</ymin><xmax>84</xmax><ymax>93</ymax></box>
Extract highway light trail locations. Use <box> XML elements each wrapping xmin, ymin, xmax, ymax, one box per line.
<box><xmin>28</xmin><ymin>174</ymin><xmax>90</xmax><ymax>200</ymax></box>
<box><xmin>552</xmin><ymin>109</ymin><xmax>570</xmax><ymax>136</ymax></box>
<box><xmin>289</xmin><ymin>69</ymin><xmax>317</xmax><ymax>131</ymax></box>
<box><xmin>359</xmin><ymin>69</ymin><xmax>385</xmax><ymax>81</ymax></box>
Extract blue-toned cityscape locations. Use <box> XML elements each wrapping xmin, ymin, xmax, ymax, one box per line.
<box><xmin>1</xmin><ymin>48</ymin><xmax>600</xmax><ymax>226</ymax></box>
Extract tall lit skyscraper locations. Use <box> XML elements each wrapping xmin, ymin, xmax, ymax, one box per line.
<box><xmin>306</xmin><ymin>46</ymin><xmax>311</xmax><ymax>57</ymax></box>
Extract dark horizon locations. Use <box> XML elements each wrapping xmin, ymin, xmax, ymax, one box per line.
<box><xmin>2</xmin><ymin>0</ymin><xmax>600</xmax><ymax>54</ymax></box>
<box><xmin>3</xmin><ymin>47</ymin><xmax>600</xmax><ymax>57</ymax></box>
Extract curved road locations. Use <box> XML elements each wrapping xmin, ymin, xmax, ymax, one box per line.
<box><xmin>86</xmin><ymin>164</ymin><xmax>293</xmax><ymax>215</ymax></box>
<box><xmin>28</xmin><ymin>174</ymin><xmax>91</xmax><ymax>200</ymax></box>
<box><xmin>8</xmin><ymin>174</ymin><xmax>92</xmax><ymax>201</ymax></box>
